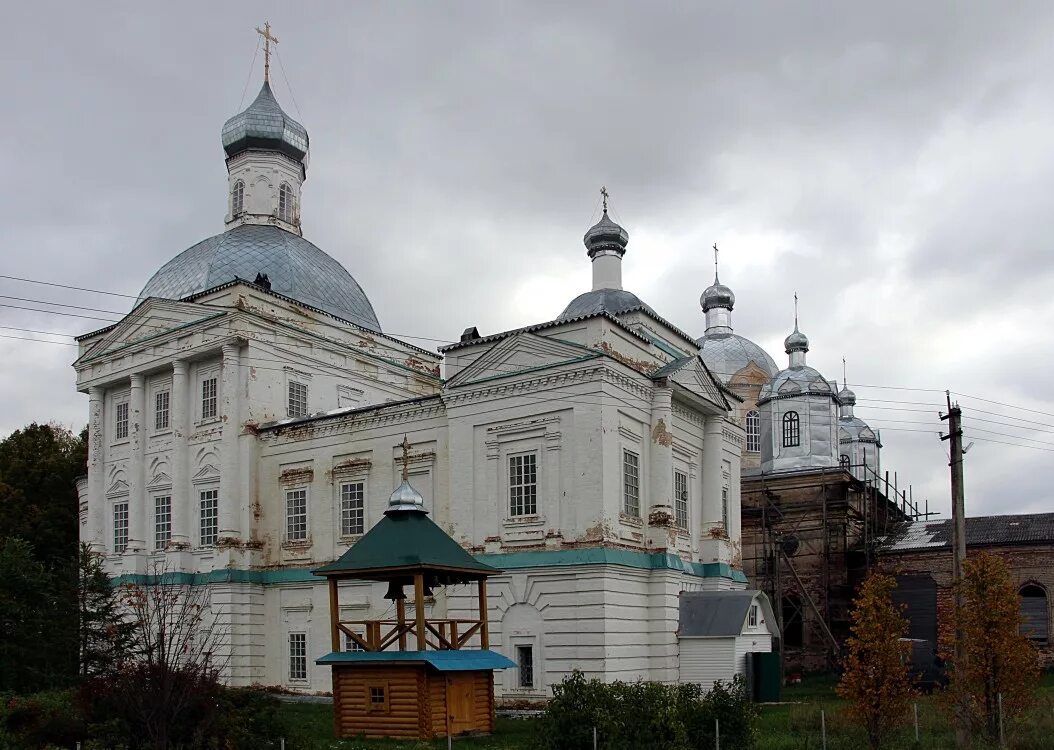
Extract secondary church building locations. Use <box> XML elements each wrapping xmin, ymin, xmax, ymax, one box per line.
<box><xmin>74</xmin><ymin>72</ymin><xmax>749</xmax><ymax>695</ymax></box>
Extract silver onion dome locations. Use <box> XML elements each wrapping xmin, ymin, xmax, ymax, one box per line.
<box><xmin>385</xmin><ymin>479</ymin><xmax>427</xmax><ymax>514</ymax></box>
<box><xmin>784</xmin><ymin>326</ymin><xmax>809</xmax><ymax>354</ymax></box>
<box><xmin>221</xmin><ymin>82</ymin><xmax>309</xmax><ymax>165</ymax></box>
<box><xmin>583</xmin><ymin>211</ymin><xmax>629</xmax><ymax>257</ymax></box>
<box><xmin>137</xmin><ymin>224</ymin><xmax>382</xmax><ymax>332</ymax></box>
<box><xmin>838</xmin><ymin>385</ymin><xmax>857</xmax><ymax>406</ymax></box>
<box><xmin>700</xmin><ymin>275</ymin><xmax>736</xmax><ymax>312</ymax></box>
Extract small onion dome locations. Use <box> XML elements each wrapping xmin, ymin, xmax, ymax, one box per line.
<box><xmin>700</xmin><ymin>275</ymin><xmax>735</xmax><ymax>312</ymax></box>
<box><xmin>785</xmin><ymin>326</ymin><xmax>809</xmax><ymax>354</ymax></box>
<box><xmin>221</xmin><ymin>82</ymin><xmax>309</xmax><ymax>164</ymax></box>
<box><xmin>583</xmin><ymin>211</ymin><xmax>629</xmax><ymax>258</ymax></box>
<box><xmin>838</xmin><ymin>385</ymin><xmax>857</xmax><ymax>406</ymax></box>
<box><xmin>385</xmin><ymin>479</ymin><xmax>428</xmax><ymax>514</ymax></box>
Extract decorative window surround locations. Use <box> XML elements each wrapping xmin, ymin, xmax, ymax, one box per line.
<box><xmin>198</xmin><ymin>367</ymin><xmax>219</xmax><ymax>423</ymax></box>
<box><xmin>339</xmin><ymin>481</ymin><xmax>365</xmax><ymax>537</ymax></box>
<box><xmin>508</xmin><ymin>452</ymin><xmax>538</xmax><ymax>517</ymax></box>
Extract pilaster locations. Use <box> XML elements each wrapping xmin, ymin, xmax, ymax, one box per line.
<box><xmin>647</xmin><ymin>384</ymin><xmax>675</xmax><ymax>550</ymax></box>
<box><xmin>699</xmin><ymin>415</ymin><xmax>728</xmax><ymax>563</ymax></box>
<box><xmin>126</xmin><ymin>374</ymin><xmax>147</xmax><ymax>554</ymax></box>
<box><xmin>169</xmin><ymin>360</ymin><xmax>191</xmax><ymax>552</ymax></box>
<box><xmin>86</xmin><ymin>386</ymin><xmax>106</xmax><ymax>552</ymax></box>
<box><xmin>219</xmin><ymin>342</ymin><xmax>243</xmax><ymax>545</ymax></box>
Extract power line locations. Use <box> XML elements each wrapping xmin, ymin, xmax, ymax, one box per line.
<box><xmin>0</xmin><ymin>274</ymin><xmax>139</xmax><ymax>299</ymax></box>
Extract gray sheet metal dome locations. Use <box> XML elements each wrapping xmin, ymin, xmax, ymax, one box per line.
<box><xmin>138</xmin><ymin>224</ymin><xmax>381</xmax><ymax>332</ymax></box>
<box><xmin>221</xmin><ymin>82</ymin><xmax>309</xmax><ymax>164</ymax></box>
<box><xmin>697</xmin><ymin>333</ymin><xmax>778</xmax><ymax>383</ymax></box>
<box><xmin>839</xmin><ymin>415</ymin><xmax>878</xmax><ymax>442</ymax></box>
<box><xmin>759</xmin><ymin>365</ymin><xmax>836</xmax><ymax>402</ymax></box>
<box><xmin>557</xmin><ymin>288</ymin><xmax>655</xmax><ymax>320</ymax></box>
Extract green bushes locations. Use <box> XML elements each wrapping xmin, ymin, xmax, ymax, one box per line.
<box><xmin>541</xmin><ymin>671</ymin><xmax>758</xmax><ymax>750</ymax></box>
<box><xmin>0</xmin><ymin>684</ymin><xmax>285</xmax><ymax>750</ymax></box>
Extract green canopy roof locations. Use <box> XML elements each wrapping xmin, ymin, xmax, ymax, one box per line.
<box><xmin>313</xmin><ymin>510</ymin><xmax>499</xmax><ymax>580</ymax></box>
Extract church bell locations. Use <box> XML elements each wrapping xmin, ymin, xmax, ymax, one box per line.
<box><xmin>384</xmin><ymin>581</ymin><xmax>406</xmax><ymax>601</ymax></box>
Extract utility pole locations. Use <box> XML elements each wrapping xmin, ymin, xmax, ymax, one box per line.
<box><xmin>941</xmin><ymin>391</ymin><xmax>968</xmax><ymax>748</ymax></box>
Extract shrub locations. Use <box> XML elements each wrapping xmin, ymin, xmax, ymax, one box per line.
<box><xmin>0</xmin><ymin>689</ymin><xmax>86</xmax><ymax>748</ymax></box>
<box><xmin>541</xmin><ymin>671</ymin><xmax>757</xmax><ymax>750</ymax></box>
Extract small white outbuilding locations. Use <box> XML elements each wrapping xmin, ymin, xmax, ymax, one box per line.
<box><xmin>677</xmin><ymin>590</ymin><xmax>778</xmax><ymax>691</ymax></box>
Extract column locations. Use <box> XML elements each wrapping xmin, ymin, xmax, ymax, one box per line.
<box><xmin>170</xmin><ymin>361</ymin><xmax>191</xmax><ymax>548</ymax></box>
<box><xmin>219</xmin><ymin>342</ymin><xmax>242</xmax><ymax>543</ymax></box>
<box><xmin>86</xmin><ymin>386</ymin><xmax>106</xmax><ymax>551</ymax></box>
<box><xmin>126</xmin><ymin>374</ymin><xmax>147</xmax><ymax>553</ymax></box>
<box><xmin>647</xmin><ymin>384</ymin><xmax>674</xmax><ymax>550</ymax></box>
<box><xmin>700</xmin><ymin>415</ymin><xmax>726</xmax><ymax>562</ymax></box>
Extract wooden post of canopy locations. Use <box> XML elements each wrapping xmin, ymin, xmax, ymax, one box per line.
<box><xmin>478</xmin><ymin>579</ymin><xmax>490</xmax><ymax>649</ymax></box>
<box><xmin>397</xmin><ymin>597</ymin><xmax>407</xmax><ymax>651</ymax></box>
<box><xmin>414</xmin><ymin>573</ymin><xmax>427</xmax><ymax>651</ymax></box>
<box><xmin>329</xmin><ymin>579</ymin><xmax>340</xmax><ymax>652</ymax></box>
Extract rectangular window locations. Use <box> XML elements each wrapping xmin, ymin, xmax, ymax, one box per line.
<box><xmin>288</xmin><ymin>380</ymin><xmax>308</xmax><ymax>418</ymax></box>
<box><xmin>114</xmin><ymin>501</ymin><xmax>128</xmax><ymax>553</ymax></box>
<box><xmin>749</xmin><ymin>604</ymin><xmax>758</xmax><ymax>628</ymax></box>
<box><xmin>154</xmin><ymin>390</ymin><xmax>170</xmax><ymax>430</ymax></box>
<box><xmin>286</xmin><ymin>488</ymin><xmax>308</xmax><ymax>541</ymax></box>
<box><xmin>622</xmin><ymin>450</ymin><xmax>640</xmax><ymax>517</ymax></box>
<box><xmin>199</xmin><ymin>489</ymin><xmax>218</xmax><ymax>546</ymax></box>
<box><xmin>340</xmin><ymin>482</ymin><xmax>365</xmax><ymax>536</ymax></box>
<box><xmin>674</xmin><ymin>470</ymin><xmax>688</xmax><ymax>529</ymax></box>
<box><xmin>508</xmin><ymin>453</ymin><xmax>538</xmax><ymax>517</ymax></box>
<box><xmin>517</xmin><ymin>645</ymin><xmax>534</xmax><ymax>688</ymax></box>
<box><xmin>154</xmin><ymin>495</ymin><xmax>172</xmax><ymax>550</ymax></box>
<box><xmin>722</xmin><ymin>485</ymin><xmax>730</xmax><ymax>531</ymax></box>
<box><xmin>115</xmin><ymin>401</ymin><xmax>129</xmax><ymax>440</ymax></box>
<box><xmin>367</xmin><ymin>683</ymin><xmax>389</xmax><ymax>713</ymax></box>
<box><xmin>201</xmin><ymin>377</ymin><xmax>218</xmax><ymax>420</ymax></box>
<box><xmin>289</xmin><ymin>632</ymin><xmax>307</xmax><ymax>680</ymax></box>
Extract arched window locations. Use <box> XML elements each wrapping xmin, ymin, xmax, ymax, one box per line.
<box><xmin>231</xmin><ymin>180</ymin><xmax>244</xmax><ymax>215</ymax></box>
<box><xmin>839</xmin><ymin>454</ymin><xmax>850</xmax><ymax>469</ymax></box>
<box><xmin>278</xmin><ymin>183</ymin><xmax>294</xmax><ymax>224</ymax></box>
<box><xmin>782</xmin><ymin>411</ymin><xmax>800</xmax><ymax>447</ymax></box>
<box><xmin>745</xmin><ymin>410</ymin><xmax>760</xmax><ymax>453</ymax></box>
<box><xmin>1019</xmin><ymin>584</ymin><xmax>1048</xmax><ymax>645</ymax></box>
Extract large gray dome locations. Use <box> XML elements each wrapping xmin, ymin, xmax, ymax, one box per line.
<box><xmin>557</xmin><ymin>288</ymin><xmax>655</xmax><ymax>321</ymax></box>
<box><xmin>138</xmin><ymin>224</ymin><xmax>381</xmax><ymax>332</ymax></box>
<box><xmin>697</xmin><ymin>333</ymin><xmax>778</xmax><ymax>384</ymax></box>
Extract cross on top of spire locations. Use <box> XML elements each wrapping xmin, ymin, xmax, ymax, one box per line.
<box><xmin>713</xmin><ymin>243</ymin><xmax>720</xmax><ymax>281</ymax></box>
<box><xmin>600</xmin><ymin>186</ymin><xmax>609</xmax><ymax>213</ymax></box>
<box><xmin>399</xmin><ymin>435</ymin><xmax>411</xmax><ymax>481</ymax></box>
<box><xmin>255</xmin><ymin>21</ymin><xmax>279</xmax><ymax>83</ymax></box>
<box><xmin>794</xmin><ymin>292</ymin><xmax>799</xmax><ymax>330</ymax></box>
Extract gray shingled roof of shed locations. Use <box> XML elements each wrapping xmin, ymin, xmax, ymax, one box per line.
<box><xmin>879</xmin><ymin>512</ymin><xmax>1054</xmax><ymax>553</ymax></box>
<box><xmin>679</xmin><ymin>590</ymin><xmax>769</xmax><ymax>637</ymax></box>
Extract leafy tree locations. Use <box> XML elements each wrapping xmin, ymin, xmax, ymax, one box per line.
<box><xmin>944</xmin><ymin>552</ymin><xmax>1039</xmax><ymax>742</ymax></box>
<box><xmin>836</xmin><ymin>571</ymin><xmax>916</xmax><ymax>749</ymax></box>
<box><xmin>0</xmin><ymin>538</ymin><xmax>65</xmax><ymax>691</ymax></box>
<box><xmin>78</xmin><ymin>543</ymin><xmax>135</xmax><ymax>676</ymax></box>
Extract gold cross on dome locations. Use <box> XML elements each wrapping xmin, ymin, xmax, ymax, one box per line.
<box><xmin>600</xmin><ymin>186</ymin><xmax>609</xmax><ymax>213</ymax></box>
<box><xmin>255</xmin><ymin>21</ymin><xmax>279</xmax><ymax>83</ymax></box>
<box><xmin>400</xmin><ymin>435</ymin><xmax>411</xmax><ymax>481</ymax></box>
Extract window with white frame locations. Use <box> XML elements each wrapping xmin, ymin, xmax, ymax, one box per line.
<box><xmin>343</xmin><ymin>631</ymin><xmax>365</xmax><ymax>652</ymax></box>
<box><xmin>288</xmin><ymin>380</ymin><xmax>308</xmax><ymax>418</ymax></box>
<box><xmin>749</xmin><ymin>604</ymin><xmax>758</xmax><ymax>627</ymax></box>
<box><xmin>200</xmin><ymin>489</ymin><xmax>218</xmax><ymax>546</ymax></box>
<box><xmin>279</xmin><ymin>183</ymin><xmax>294</xmax><ymax>224</ymax></box>
<box><xmin>622</xmin><ymin>450</ymin><xmax>640</xmax><ymax>517</ymax></box>
<box><xmin>201</xmin><ymin>375</ymin><xmax>218</xmax><ymax>420</ymax></box>
<box><xmin>508</xmin><ymin>453</ymin><xmax>538</xmax><ymax>517</ymax></box>
<box><xmin>155</xmin><ymin>390</ymin><xmax>170</xmax><ymax>431</ymax></box>
<box><xmin>115</xmin><ymin>401</ymin><xmax>129</xmax><ymax>440</ymax></box>
<box><xmin>114</xmin><ymin>501</ymin><xmax>128</xmax><ymax>553</ymax></box>
<box><xmin>286</xmin><ymin>488</ymin><xmax>308</xmax><ymax>541</ymax></box>
<box><xmin>154</xmin><ymin>495</ymin><xmax>172</xmax><ymax>550</ymax></box>
<box><xmin>745</xmin><ymin>410</ymin><xmax>760</xmax><ymax>453</ymax></box>
<box><xmin>288</xmin><ymin>632</ymin><xmax>307</xmax><ymax>680</ymax></box>
<box><xmin>340</xmin><ymin>481</ymin><xmax>365</xmax><ymax>536</ymax></box>
<box><xmin>674</xmin><ymin>470</ymin><xmax>688</xmax><ymax>529</ymax></box>
<box><xmin>231</xmin><ymin>180</ymin><xmax>244</xmax><ymax>215</ymax></box>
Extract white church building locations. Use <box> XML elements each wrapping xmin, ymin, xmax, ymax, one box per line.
<box><xmin>75</xmin><ymin>68</ymin><xmax>751</xmax><ymax>696</ymax></box>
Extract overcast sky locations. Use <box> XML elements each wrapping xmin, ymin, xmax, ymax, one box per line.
<box><xmin>3</xmin><ymin>2</ymin><xmax>1053</xmax><ymax>518</ymax></box>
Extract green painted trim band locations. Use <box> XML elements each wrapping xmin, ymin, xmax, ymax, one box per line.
<box><xmin>112</xmin><ymin>548</ymin><xmax>747</xmax><ymax>586</ymax></box>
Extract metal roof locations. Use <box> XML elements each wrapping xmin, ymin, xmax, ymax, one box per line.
<box><xmin>137</xmin><ymin>224</ymin><xmax>381</xmax><ymax>332</ymax></box>
<box><xmin>221</xmin><ymin>82</ymin><xmax>309</xmax><ymax>163</ymax></box>
<box><xmin>879</xmin><ymin>512</ymin><xmax>1054</xmax><ymax>553</ymax></box>
<box><xmin>697</xmin><ymin>332</ymin><xmax>779</xmax><ymax>382</ymax></box>
<box><xmin>316</xmin><ymin>649</ymin><xmax>515</xmax><ymax>671</ymax></box>
<box><xmin>557</xmin><ymin>288</ymin><xmax>653</xmax><ymax>320</ymax></box>
<box><xmin>678</xmin><ymin>590</ymin><xmax>776</xmax><ymax>637</ymax></box>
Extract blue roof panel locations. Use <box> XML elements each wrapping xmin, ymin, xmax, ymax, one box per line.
<box><xmin>316</xmin><ymin>649</ymin><xmax>515</xmax><ymax>671</ymax></box>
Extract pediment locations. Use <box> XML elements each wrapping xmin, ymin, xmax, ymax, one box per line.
<box><xmin>778</xmin><ymin>380</ymin><xmax>802</xmax><ymax>395</ymax></box>
<box><xmin>193</xmin><ymin>463</ymin><xmax>221</xmax><ymax>483</ymax></box>
<box><xmin>446</xmin><ymin>331</ymin><xmax>597</xmax><ymax>387</ymax></box>
<box><xmin>839</xmin><ymin>428</ymin><xmax>851</xmax><ymax>442</ymax></box>
<box><xmin>808</xmin><ymin>378</ymin><xmax>830</xmax><ymax>394</ymax></box>
<box><xmin>76</xmin><ymin>299</ymin><xmax>227</xmax><ymax>364</ymax></box>
<box><xmin>660</xmin><ymin>356</ymin><xmax>726</xmax><ymax>410</ymax></box>
<box><xmin>860</xmin><ymin>427</ymin><xmax>876</xmax><ymax>440</ymax></box>
<box><xmin>147</xmin><ymin>471</ymin><xmax>172</xmax><ymax>489</ymax></box>
<box><xmin>105</xmin><ymin>478</ymin><xmax>129</xmax><ymax>498</ymax></box>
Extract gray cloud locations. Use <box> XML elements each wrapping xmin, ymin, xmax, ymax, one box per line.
<box><xmin>3</xmin><ymin>1</ymin><xmax>1054</xmax><ymax>518</ymax></box>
